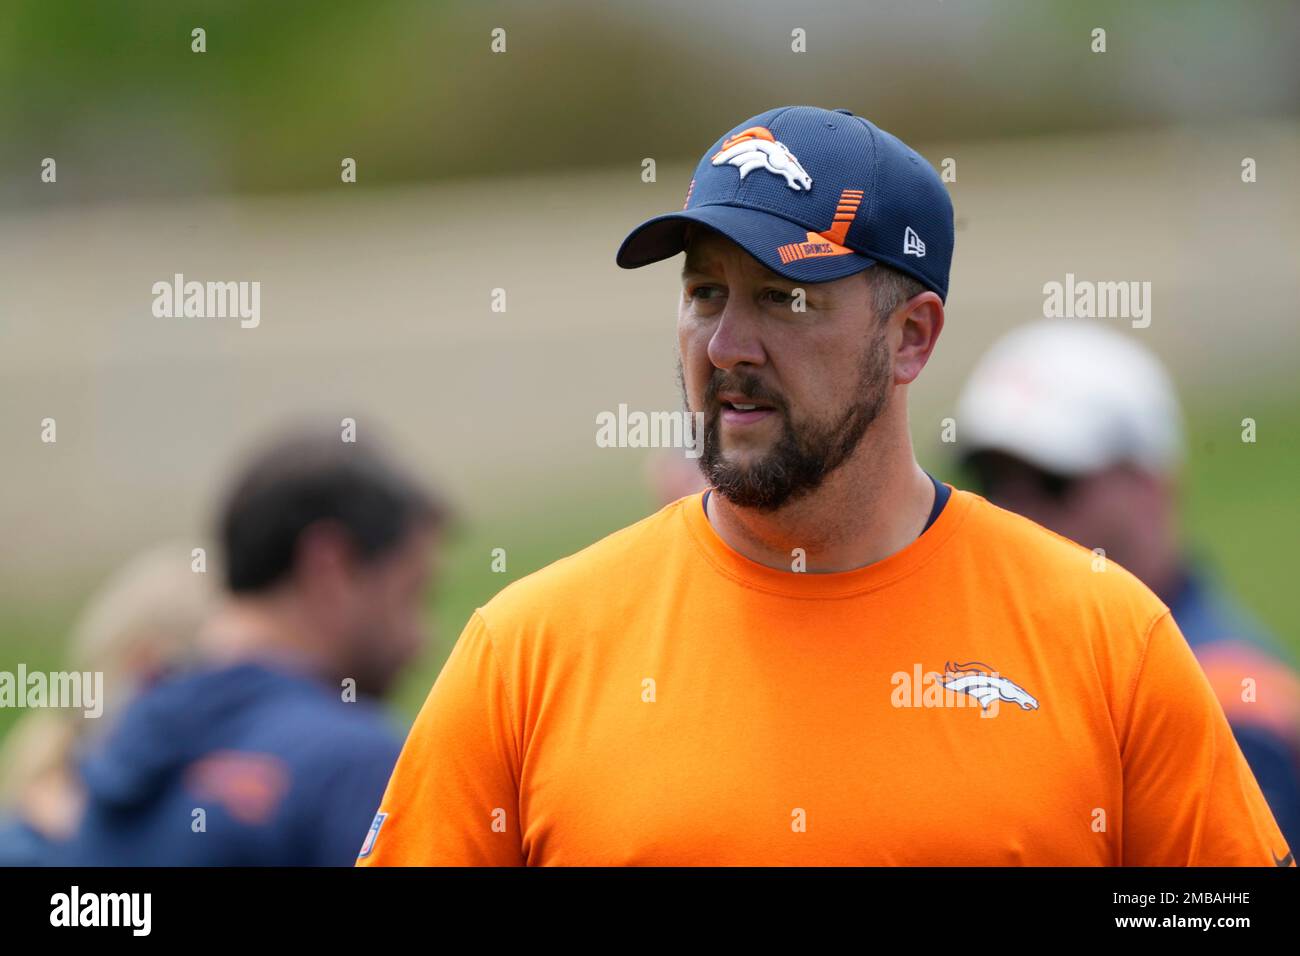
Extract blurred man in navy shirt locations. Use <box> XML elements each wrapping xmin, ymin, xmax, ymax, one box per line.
<box><xmin>53</xmin><ymin>426</ymin><xmax>446</xmax><ymax>865</ymax></box>
<box><xmin>957</xmin><ymin>319</ymin><xmax>1300</xmax><ymax>850</ymax></box>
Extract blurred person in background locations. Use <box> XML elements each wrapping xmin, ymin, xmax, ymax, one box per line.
<box><xmin>0</xmin><ymin>546</ymin><xmax>216</xmax><ymax>865</ymax></box>
<box><xmin>956</xmin><ymin>318</ymin><xmax>1300</xmax><ymax>848</ymax></box>
<box><xmin>49</xmin><ymin>426</ymin><xmax>447</xmax><ymax>866</ymax></box>
<box><xmin>645</xmin><ymin>448</ymin><xmax>709</xmax><ymax>510</ymax></box>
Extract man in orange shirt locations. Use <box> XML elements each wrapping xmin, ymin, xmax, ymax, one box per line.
<box><xmin>359</xmin><ymin>106</ymin><xmax>1290</xmax><ymax>866</ymax></box>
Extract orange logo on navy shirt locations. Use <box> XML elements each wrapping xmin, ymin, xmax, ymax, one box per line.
<box><xmin>776</xmin><ymin>188</ymin><xmax>864</xmax><ymax>265</ymax></box>
<box><xmin>184</xmin><ymin>750</ymin><xmax>291</xmax><ymax>825</ymax></box>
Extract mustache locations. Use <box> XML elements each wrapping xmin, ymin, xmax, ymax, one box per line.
<box><xmin>703</xmin><ymin>370</ymin><xmax>786</xmax><ymax>413</ymax></box>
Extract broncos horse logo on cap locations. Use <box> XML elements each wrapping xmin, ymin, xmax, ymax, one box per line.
<box><xmin>711</xmin><ymin>127</ymin><xmax>813</xmax><ymax>192</ymax></box>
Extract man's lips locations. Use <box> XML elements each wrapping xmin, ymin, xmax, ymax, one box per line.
<box><xmin>715</xmin><ymin>392</ymin><xmax>778</xmax><ymax>426</ymax></box>
<box><xmin>721</xmin><ymin>406</ymin><xmax>775</xmax><ymax>425</ymax></box>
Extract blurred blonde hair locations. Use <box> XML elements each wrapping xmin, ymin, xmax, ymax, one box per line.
<box><xmin>0</xmin><ymin>544</ymin><xmax>217</xmax><ymax>825</ymax></box>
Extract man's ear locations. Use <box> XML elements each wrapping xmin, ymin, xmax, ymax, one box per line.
<box><xmin>893</xmin><ymin>292</ymin><xmax>944</xmax><ymax>386</ymax></box>
<box><xmin>293</xmin><ymin>520</ymin><xmax>355</xmax><ymax>595</ymax></box>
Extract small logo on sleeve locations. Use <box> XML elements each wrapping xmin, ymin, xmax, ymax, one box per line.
<box><xmin>358</xmin><ymin>811</ymin><xmax>388</xmax><ymax>859</ymax></box>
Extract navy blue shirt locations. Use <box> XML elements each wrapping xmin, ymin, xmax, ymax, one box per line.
<box><xmin>0</xmin><ymin>816</ymin><xmax>55</xmax><ymax>867</ymax></box>
<box><xmin>1166</xmin><ymin>568</ymin><xmax>1300</xmax><ymax>849</ymax></box>
<box><xmin>50</xmin><ymin>661</ymin><xmax>401</xmax><ymax>866</ymax></box>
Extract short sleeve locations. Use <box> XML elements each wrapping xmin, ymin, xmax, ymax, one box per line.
<box><xmin>1120</xmin><ymin>610</ymin><xmax>1293</xmax><ymax>866</ymax></box>
<box><xmin>356</xmin><ymin>611</ymin><xmax>525</xmax><ymax>866</ymax></box>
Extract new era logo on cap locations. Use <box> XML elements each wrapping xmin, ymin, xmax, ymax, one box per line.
<box><xmin>904</xmin><ymin>226</ymin><xmax>926</xmax><ymax>258</ymax></box>
<box><xmin>616</xmin><ymin>105</ymin><xmax>954</xmax><ymax>301</ymax></box>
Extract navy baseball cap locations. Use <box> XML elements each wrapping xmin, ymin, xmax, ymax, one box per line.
<box><xmin>616</xmin><ymin>105</ymin><xmax>954</xmax><ymax>301</ymax></box>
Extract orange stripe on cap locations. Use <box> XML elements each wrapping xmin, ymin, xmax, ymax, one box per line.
<box><xmin>772</xmin><ymin>187</ymin><xmax>866</xmax><ymax>264</ymax></box>
<box><xmin>777</xmin><ymin>233</ymin><xmax>854</xmax><ymax>265</ymax></box>
<box><xmin>820</xmin><ymin>188</ymin><xmax>864</xmax><ymax>246</ymax></box>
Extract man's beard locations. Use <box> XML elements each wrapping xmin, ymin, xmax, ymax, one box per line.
<box><xmin>679</xmin><ymin>329</ymin><xmax>892</xmax><ymax>512</ymax></box>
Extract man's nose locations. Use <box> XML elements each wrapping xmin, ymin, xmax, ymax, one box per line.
<box><xmin>706</xmin><ymin>297</ymin><xmax>765</xmax><ymax>370</ymax></box>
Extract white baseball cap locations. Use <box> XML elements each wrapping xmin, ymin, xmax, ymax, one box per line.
<box><xmin>956</xmin><ymin>319</ymin><xmax>1184</xmax><ymax>476</ymax></box>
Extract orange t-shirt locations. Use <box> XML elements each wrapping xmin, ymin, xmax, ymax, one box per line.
<box><xmin>358</xmin><ymin>487</ymin><xmax>1291</xmax><ymax>866</ymax></box>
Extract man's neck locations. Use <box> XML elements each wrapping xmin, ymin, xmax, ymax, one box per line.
<box><xmin>704</xmin><ymin>429</ymin><xmax>936</xmax><ymax>574</ymax></box>
<box><xmin>198</xmin><ymin>597</ymin><xmax>334</xmax><ymax>683</ymax></box>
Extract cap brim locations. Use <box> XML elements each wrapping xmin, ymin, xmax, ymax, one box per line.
<box><xmin>958</xmin><ymin>432</ymin><xmax>1110</xmax><ymax>478</ymax></box>
<box><xmin>957</xmin><ymin>402</ymin><xmax>1114</xmax><ymax>477</ymax></box>
<box><xmin>616</xmin><ymin>204</ymin><xmax>876</xmax><ymax>283</ymax></box>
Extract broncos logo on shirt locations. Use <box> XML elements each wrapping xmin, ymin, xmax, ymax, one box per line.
<box><xmin>940</xmin><ymin>660</ymin><xmax>1039</xmax><ymax>711</ymax></box>
<box><xmin>711</xmin><ymin>127</ymin><xmax>813</xmax><ymax>191</ymax></box>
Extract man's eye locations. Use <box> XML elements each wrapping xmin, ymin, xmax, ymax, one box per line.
<box><xmin>689</xmin><ymin>285</ymin><xmax>722</xmax><ymax>301</ymax></box>
<box><xmin>763</xmin><ymin>289</ymin><xmax>793</xmax><ymax>304</ymax></box>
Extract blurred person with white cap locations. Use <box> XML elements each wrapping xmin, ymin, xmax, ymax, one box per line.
<box><xmin>956</xmin><ymin>317</ymin><xmax>1300</xmax><ymax>848</ymax></box>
